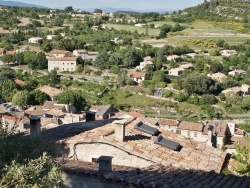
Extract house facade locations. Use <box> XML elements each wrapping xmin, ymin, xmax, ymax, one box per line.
<box><xmin>128</xmin><ymin>72</ymin><xmax>146</xmax><ymax>83</ymax></box>
<box><xmin>220</xmin><ymin>50</ymin><xmax>237</xmax><ymax>57</ymax></box>
<box><xmin>73</xmin><ymin>50</ymin><xmax>99</xmax><ymax>61</ymax></box>
<box><xmin>168</xmin><ymin>68</ymin><xmax>184</xmax><ymax>76</ymax></box>
<box><xmin>28</xmin><ymin>37</ymin><xmax>43</xmax><ymax>44</ymax></box>
<box><xmin>208</xmin><ymin>72</ymin><xmax>227</xmax><ymax>83</ymax></box>
<box><xmin>48</xmin><ymin>57</ymin><xmax>77</xmax><ymax>72</ymax></box>
<box><xmin>228</xmin><ymin>69</ymin><xmax>247</xmax><ymax>76</ymax></box>
<box><xmin>48</xmin><ymin>49</ymin><xmax>73</xmax><ymax>58</ymax></box>
<box><xmin>136</xmin><ymin>56</ymin><xmax>154</xmax><ymax>70</ymax></box>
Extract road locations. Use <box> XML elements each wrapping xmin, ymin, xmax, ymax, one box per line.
<box><xmin>58</xmin><ymin>73</ymin><xmax>104</xmax><ymax>82</ymax></box>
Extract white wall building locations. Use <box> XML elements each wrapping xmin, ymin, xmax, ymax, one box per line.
<box><xmin>28</xmin><ymin>37</ymin><xmax>43</xmax><ymax>44</ymax></box>
<box><xmin>48</xmin><ymin>57</ymin><xmax>77</xmax><ymax>72</ymax></box>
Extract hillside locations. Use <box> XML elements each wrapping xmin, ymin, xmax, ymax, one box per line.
<box><xmin>0</xmin><ymin>0</ymin><xmax>47</xmax><ymax>8</ymax></box>
<box><xmin>184</xmin><ymin>0</ymin><xmax>250</xmax><ymax>22</ymax></box>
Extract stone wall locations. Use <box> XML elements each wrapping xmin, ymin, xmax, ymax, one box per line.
<box><xmin>67</xmin><ymin>142</ymin><xmax>152</xmax><ymax>168</ymax></box>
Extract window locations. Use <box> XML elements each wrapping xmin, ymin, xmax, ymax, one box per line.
<box><xmin>187</xmin><ymin>131</ymin><xmax>190</xmax><ymax>137</ymax></box>
<box><xmin>176</xmin><ymin>130</ymin><xmax>181</xmax><ymax>134</ymax></box>
<box><xmin>92</xmin><ymin>158</ymin><xmax>99</xmax><ymax>163</ymax></box>
<box><xmin>194</xmin><ymin>132</ymin><xmax>197</xmax><ymax>137</ymax></box>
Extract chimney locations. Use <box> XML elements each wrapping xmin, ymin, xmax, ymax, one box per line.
<box><xmin>114</xmin><ymin>122</ymin><xmax>125</xmax><ymax>142</ymax></box>
<box><xmin>206</xmin><ymin>125</ymin><xmax>213</xmax><ymax>146</ymax></box>
<box><xmin>30</xmin><ymin>116</ymin><xmax>41</xmax><ymax>137</ymax></box>
<box><xmin>98</xmin><ymin>156</ymin><xmax>112</xmax><ymax>173</ymax></box>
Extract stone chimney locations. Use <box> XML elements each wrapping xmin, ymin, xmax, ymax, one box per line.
<box><xmin>206</xmin><ymin>125</ymin><xmax>213</xmax><ymax>146</ymax></box>
<box><xmin>114</xmin><ymin>122</ymin><xmax>125</xmax><ymax>142</ymax></box>
<box><xmin>30</xmin><ymin>116</ymin><xmax>41</xmax><ymax>137</ymax></box>
<box><xmin>228</xmin><ymin>122</ymin><xmax>235</xmax><ymax>136</ymax></box>
<box><xmin>98</xmin><ymin>156</ymin><xmax>112</xmax><ymax>173</ymax></box>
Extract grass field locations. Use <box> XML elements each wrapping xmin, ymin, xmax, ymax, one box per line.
<box><xmin>105</xmin><ymin>23</ymin><xmax>160</xmax><ymax>36</ymax></box>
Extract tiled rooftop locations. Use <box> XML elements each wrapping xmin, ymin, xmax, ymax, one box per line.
<box><xmin>178</xmin><ymin>121</ymin><xmax>204</xmax><ymax>132</ymax></box>
<box><xmin>62</xmin><ymin>120</ymin><xmax>227</xmax><ymax>173</ymax></box>
<box><xmin>62</xmin><ymin>160</ymin><xmax>250</xmax><ymax>188</ymax></box>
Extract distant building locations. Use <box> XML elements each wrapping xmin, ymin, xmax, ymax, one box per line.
<box><xmin>228</xmin><ymin>69</ymin><xmax>247</xmax><ymax>76</ymax></box>
<box><xmin>47</xmin><ymin>57</ymin><xmax>77</xmax><ymax>72</ymax></box>
<box><xmin>28</xmin><ymin>37</ymin><xmax>43</xmax><ymax>44</ymax></box>
<box><xmin>37</xmin><ymin>85</ymin><xmax>62</xmax><ymax>101</ymax></box>
<box><xmin>73</xmin><ymin>49</ymin><xmax>99</xmax><ymax>61</ymax></box>
<box><xmin>208</xmin><ymin>72</ymin><xmax>227</xmax><ymax>83</ymax></box>
<box><xmin>168</xmin><ymin>67</ymin><xmax>184</xmax><ymax>76</ymax></box>
<box><xmin>136</xmin><ymin>56</ymin><xmax>154</xmax><ymax>70</ymax></box>
<box><xmin>88</xmin><ymin>105</ymin><xmax>118</xmax><ymax>120</ymax></box>
<box><xmin>134</xmin><ymin>23</ymin><xmax>147</xmax><ymax>27</ymax></box>
<box><xmin>166</xmin><ymin>55</ymin><xmax>181</xmax><ymax>62</ymax></box>
<box><xmin>220</xmin><ymin>50</ymin><xmax>237</xmax><ymax>57</ymax></box>
<box><xmin>128</xmin><ymin>72</ymin><xmax>146</xmax><ymax>83</ymax></box>
<box><xmin>222</xmin><ymin>84</ymin><xmax>250</xmax><ymax>96</ymax></box>
<box><xmin>46</xmin><ymin>35</ymin><xmax>56</xmax><ymax>40</ymax></box>
<box><xmin>48</xmin><ymin>49</ymin><xmax>73</xmax><ymax>58</ymax></box>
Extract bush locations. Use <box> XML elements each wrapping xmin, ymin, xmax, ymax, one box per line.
<box><xmin>199</xmin><ymin>94</ymin><xmax>218</xmax><ymax>105</ymax></box>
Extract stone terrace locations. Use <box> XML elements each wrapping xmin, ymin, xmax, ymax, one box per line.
<box><xmin>63</xmin><ymin>119</ymin><xmax>227</xmax><ymax>173</ymax></box>
<box><xmin>62</xmin><ymin>160</ymin><xmax>250</xmax><ymax>188</ymax></box>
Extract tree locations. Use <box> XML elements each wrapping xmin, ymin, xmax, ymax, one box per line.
<box><xmin>30</xmin><ymin>90</ymin><xmax>49</xmax><ymax>105</ymax></box>
<box><xmin>0</xmin><ymin>79</ymin><xmax>17</xmax><ymax>102</ymax></box>
<box><xmin>41</xmin><ymin>40</ymin><xmax>53</xmax><ymax>52</ymax></box>
<box><xmin>12</xmin><ymin>90</ymin><xmax>31</xmax><ymax>108</ymax></box>
<box><xmin>152</xmin><ymin>70</ymin><xmax>166</xmax><ymax>82</ymax></box>
<box><xmin>0</xmin><ymin>153</ymin><xmax>63</xmax><ymax>187</ymax></box>
<box><xmin>65</xmin><ymin>6</ymin><xmax>73</xmax><ymax>12</ymax></box>
<box><xmin>93</xmin><ymin>9</ymin><xmax>102</xmax><ymax>13</ymax></box>
<box><xmin>155</xmin><ymin>48</ymin><xmax>164</xmax><ymax>70</ymax></box>
<box><xmin>183</xmin><ymin>74</ymin><xmax>220</xmax><ymax>95</ymax></box>
<box><xmin>55</xmin><ymin>90</ymin><xmax>87</xmax><ymax>110</ymax></box>
<box><xmin>157</xmin><ymin>24</ymin><xmax>172</xmax><ymax>39</ymax></box>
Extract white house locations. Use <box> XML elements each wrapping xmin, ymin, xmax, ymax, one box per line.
<box><xmin>136</xmin><ymin>56</ymin><xmax>154</xmax><ymax>70</ymax></box>
<box><xmin>166</xmin><ymin>55</ymin><xmax>181</xmax><ymax>62</ymax></box>
<box><xmin>28</xmin><ymin>37</ymin><xmax>43</xmax><ymax>44</ymax></box>
<box><xmin>73</xmin><ymin>49</ymin><xmax>99</xmax><ymax>61</ymax></box>
<box><xmin>168</xmin><ymin>67</ymin><xmax>184</xmax><ymax>76</ymax></box>
<box><xmin>47</xmin><ymin>57</ymin><xmax>77</xmax><ymax>72</ymax></box>
<box><xmin>220</xmin><ymin>50</ymin><xmax>237</xmax><ymax>57</ymax></box>
<box><xmin>208</xmin><ymin>72</ymin><xmax>227</xmax><ymax>83</ymax></box>
<box><xmin>228</xmin><ymin>69</ymin><xmax>247</xmax><ymax>76</ymax></box>
<box><xmin>128</xmin><ymin>72</ymin><xmax>146</xmax><ymax>84</ymax></box>
<box><xmin>48</xmin><ymin>49</ymin><xmax>73</xmax><ymax>58</ymax></box>
<box><xmin>46</xmin><ymin>35</ymin><xmax>56</xmax><ymax>40</ymax></box>
<box><xmin>177</xmin><ymin>121</ymin><xmax>207</xmax><ymax>142</ymax></box>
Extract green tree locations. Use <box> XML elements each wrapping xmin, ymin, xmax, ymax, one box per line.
<box><xmin>12</xmin><ymin>90</ymin><xmax>31</xmax><ymax>108</ymax></box>
<box><xmin>152</xmin><ymin>70</ymin><xmax>166</xmax><ymax>82</ymax></box>
<box><xmin>155</xmin><ymin>48</ymin><xmax>164</xmax><ymax>70</ymax></box>
<box><xmin>65</xmin><ymin>6</ymin><xmax>73</xmax><ymax>12</ymax></box>
<box><xmin>0</xmin><ymin>153</ymin><xmax>63</xmax><ymax>187</ymax></box>
<box><xmin>41</xmin><ymin>40</ymin><xmax>53</xmax><ymax>52</ymax></box>
<box><xmin>30</xmin><ymin>90</ymin><xmax>49</xmax><ymax>105</ymax></box>
<box><xmin>55</xmin><ymin>90</ymin><xmax>87</xmax><ymax>110</ymax></box>
<box><xmin>183</xmin><ymin>74</ymin><xmax>220</xmax><ymax>95</ymax></box>
<box><xmin>0</xmin><ymin>79</ymin><xmax>17</xmax><ymax>102</ymax></box>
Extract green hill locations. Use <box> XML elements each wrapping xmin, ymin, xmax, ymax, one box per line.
<box><xmin>183</xmin><ymin>0</ymin><xmax>250</xmax><ymax>22</ymax></box>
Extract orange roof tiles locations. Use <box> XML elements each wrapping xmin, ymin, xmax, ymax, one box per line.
<box><xmin>47</xmin><ymin>57</ymin><xmax>77</xmax><ymax>61</ymax></box>
<box><xmin>13</xmin><ymin>78</ymin><xmax>27</xmax><ymax>86</ymax></box>
<box><xmin>62</xmin><ymin>119</ymin><xmax>226</xmax><ymax>173</ymax></box>
<box><xmin>159</xmin><ymin>118</ymin><xmax>179</xmax><ymax>126</ymax></box>
<box><xmin>129</xmin><ymin>72</ymin><xmax>146</xmax><ymax>78</ymax></box>
<box><xmin>49</xmin><ymin>49</ymin><xmax>70</xmax><ymax>55</ymax></box>
<box><xmin>37</xmin><ymin>86</ymin><xmax>62</xmax><ymax>98</ymax></box>
<box><xmin>178</xmin><ymin>121</ymin><xmax>204</xmax><ymax>132</ymax></box>
<box><xmin>128</xmin><ymin>111</ymin><xmax>145</xmax><ymax>119</ymax></box>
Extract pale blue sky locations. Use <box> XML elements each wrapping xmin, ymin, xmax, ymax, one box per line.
<box><xmin>13</xmin><ymin>0</ymin><xmax>204</xmax><ymax>10</ymax></box>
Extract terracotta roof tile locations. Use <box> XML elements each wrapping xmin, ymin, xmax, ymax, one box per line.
<box><xmin>37</xmin><ymin>86</ymin><xmax>62</xmax><ymax>98</ymax></box>
<box><xmin>178</xmin><ymin>121</ymin><xmax>204</xmax><ymax>132</ymax></box>
<box><xmin>62</xmin><ymin>161</ymin><xmax>250</xmax><ymax>188</ymax></box>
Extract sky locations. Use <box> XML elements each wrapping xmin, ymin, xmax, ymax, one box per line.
<box><xmin>12</xmin><ymin>0</ymin><xmax>204</xmax><ymax>10</ymax></box>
